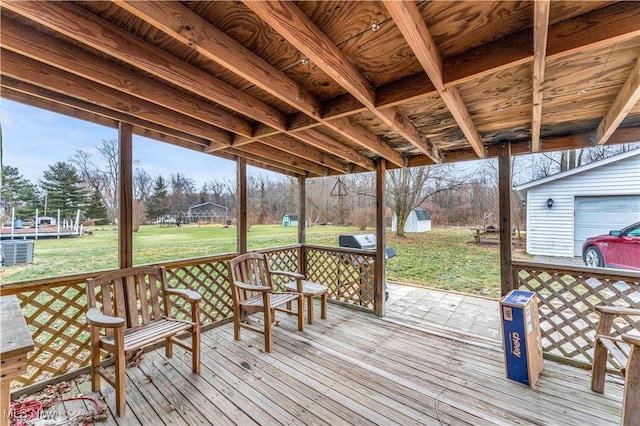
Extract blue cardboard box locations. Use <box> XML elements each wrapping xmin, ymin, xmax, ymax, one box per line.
<box><xmin>500</xmin><ymin>290</ymin><xmax>543</xmax><ymax>387</ymax></box>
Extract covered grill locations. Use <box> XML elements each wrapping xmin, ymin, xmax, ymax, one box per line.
<box><xmin>338</xmin><ymin>234</ymin><xmax>395</xmax><ymax>301</ymax></box>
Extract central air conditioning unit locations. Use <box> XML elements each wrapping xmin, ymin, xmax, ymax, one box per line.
<box><xmin>1</xmin><ymin>241</ymin><xmax>35</xmax><ymax>266</ymax></box>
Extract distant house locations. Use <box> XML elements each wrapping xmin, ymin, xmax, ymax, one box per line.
<box><xmin>514</xmin><ymin>149</ymin><xmax>640</xmax><ymax>257</ymax></box>
<box><xmin>37</xmin><ymin>216</ymin><xmax>57</xmax><ymax>226</ymax></box>
<box><xmin>391</xmin><ymin>208</ymin><xmax>432</xmax><ymax>233</ymax></box>
<box><xmin>282</xmin><ymin>213</ymin><xmax>298</xmax><ymax>227</ymax></box>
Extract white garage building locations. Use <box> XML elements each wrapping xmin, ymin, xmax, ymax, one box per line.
<box><xmin>514</xmin><ymin>149</ymin><xmax>640</xmax><ymax>258</ymax></box>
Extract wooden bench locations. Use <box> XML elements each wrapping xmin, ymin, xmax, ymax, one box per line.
<box><xmin>85</xmin><ymin>266</ymin><xmax>201</xmax><ymax>416</ymax></box>
<box><xmin>591</xmin><ymin>306</ymin><xmax>640</xmax><ymax>426</ymax></box>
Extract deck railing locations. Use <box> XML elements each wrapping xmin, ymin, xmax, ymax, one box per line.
<box><xmin>512</xmin><ymin>260</ymin><xmax>640</xmax><ymax>369</ymax></box>
<box><xmin>1</xmin><ymin>244</ymin><xmax>376</xmax><ymax>393</ymax></box>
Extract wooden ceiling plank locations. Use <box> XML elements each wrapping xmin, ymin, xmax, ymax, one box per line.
<box><xmin>383</xmin><ymin>0</ymin><xmax>485</xmax><ymax>159</ymax></box>
<box><xmin>261</xmin><ymin>134</ymin><xmax>348</xmax><ymax>173</ymax></box>
<box><xmin>2</xmin><ymin>0</ymin><xmax>287</xmax><ymax>132</ymax></box>
<box><xmin>245</xmin><ymin>0</ymin><xmax>441</xmax><ymax>164</ymax></box>
<box><xmin>121</xmin><ymin>0</ymin><xmax>398</xmax><ymax>170</ymax></box>
<box><xmin>1</xmin><ymin>77</ymin><xmax>215</xmax><ymax>148</ymax></box>
<box><xmin>0</xmin><ymin>17</ymin><xmax>252</xmax><ymax>139</ymax></box>
<box><xmin>116</xmin><ymin>0</ymin><xmax>322</xmax><ymax>118</ymax></box>
<box><xmin>596</xmin><ymin>55</ymin><xmax>640</xmax><ymax>145</ymax></box>
<box><xmin>531</xmin><ymin>0</ymin><xmax>550</xmax><ymax>152</ymax></box>
<box><xmin>1</xmin><ymin>49</ymin><xmax>229</xmax><ymax>149</ymax></box>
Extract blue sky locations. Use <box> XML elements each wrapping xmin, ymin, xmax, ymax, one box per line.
<box><xmin>1</xmin><ymin>99</ymin><xmax>239</xmax><ymax>187</ymax></box>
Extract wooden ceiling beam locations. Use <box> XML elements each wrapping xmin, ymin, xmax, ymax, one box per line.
<box><xmin>444</xmin><ymin>2</ymin><xmax>640</xmax><ymax>87</ymax></box>
<box><xmin>2</xmin><ymin>0</ymin><xmax>287</xmax><ymax>132</ymax></box>
<box><xmin>329</xmin><ymin>118</ymin><xmax>405</xmax><ymax>166</ymax></box>
<box><xmin>225</xmin><ymin>147</ymin><xmax>312</xmax><ymax>177</ymax></box>
<box><xmin>245</xmin><ymin>0</ymin><xmax>442</xmax><ymax>165</ymax></box>
<box><xmin>1</xmin><ymin>50</ymin><xmax>229</xmax><ymax>150</ymax></box>
<box><xmin>115</xmin><ymin>0</ymin><xmax>321</xmax><ymax>118</ymax></box>
<box><xmin>531</xmin><ymin>0</ymin><xmax>550</xmax><ymax>153</ymax></box>
<box><xmin>260</xmin><ymin>134</ymin><xmax>348</xmax><ymax>173</ymax></box>
<box><xmin>233</xmin><ymin>143</ymin><xmax>327</xmax><ymax>177</ymax></box>
<box><xmin>1</xmin><ymin>77</ymin><xmax>215</xmax><ymax>148</ymax></box>
<box><xmin>293</xmin><ymin>129</ymin><xmax>374</xmax><ymax>171</ymax></box>
<box><xmin>383</xmin><ymin>0</ymin><xmax>485</xmax><ymax>159</ymax></box>
<box><xmin>0</xmin><ymin>17</ymin><xmax>252</xmax><ymax>139</ymax></box>
<box><xmin>119</xmin><ymin>0</ymin><xmax>383</xmax><ymax>171</ymax></box>
<box><xmin>596</xmin><ymin>55</ymin><xmax>640</xmax><ymax>145</ymax></box>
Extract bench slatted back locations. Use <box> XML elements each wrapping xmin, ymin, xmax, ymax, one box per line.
<box><xmin>86</xmin><ymin>266</ymin><xmax>170</xmax><ymax>330</ymax></box>
<box><xmin>228</xmin><ymin>253</ymin><xmax>274</xmax><ymax>303</ymax></box>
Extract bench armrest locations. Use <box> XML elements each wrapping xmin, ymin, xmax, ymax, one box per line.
<box><xmin>166</xmin><ymin>288</ymin><xmax>201</xmax><ymax>303</ymax></box>
<box><xmin>270</xmin><ymin>270</ymin><xmax>304</xmax><ymax>280</ymax></box>
<box><xmin>233</xmin><ymin>281</ymin><xmax>271</xmax><ymax>292</ymax></box>
<box><xmin>595</xmin><ymin>306</ymin><xmax>640</xmax><ymax>316</ymax></box>
<box><xmin>86</xmin><ymin>307</ymin><xmax>125</xmax><ymax>328</ymax></box>
<box><xmin>622</xmin><ymin>333</ymin><xmax>640</xmax><ymax>347</ymax></box>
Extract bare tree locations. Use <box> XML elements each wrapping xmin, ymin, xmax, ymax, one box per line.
<box><xmin>388</xmin><ymin>164</ymin><xmax>467</xmax><ymax>237</ymax></box>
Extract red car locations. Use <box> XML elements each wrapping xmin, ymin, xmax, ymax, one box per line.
<box><xmin>582</xmin><ymin>222</ymin><xmax>640</xmax><ymax>270</ymax></box>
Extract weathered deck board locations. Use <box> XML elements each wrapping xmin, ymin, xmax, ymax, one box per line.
<box><xmin>51</xmin><ymin>303</ymin><xmax>623</xmax><ymax>425</ymax></box>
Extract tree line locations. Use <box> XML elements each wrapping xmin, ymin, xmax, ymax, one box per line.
<box><xmin>1</xmin><ymin>138</ymin><xmax>635</xmax><ymax>236</ymax></box>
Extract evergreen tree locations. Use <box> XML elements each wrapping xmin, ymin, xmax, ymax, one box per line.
<box><xmin>40</xmin><ymin>162</ymin><xmax>88</xmax><ymax>219</ymax></box>
<box><xmin>1</xmin><ymin>165</ymin><xmax>42</xmax><ymax>218</ymax></box>
<box><xmin>85</xmin><ymin>187</ymin><xmax>109</xmax><ymax>223</ymax></box>
<box><xmin>146</xmin><ymin>175</ymin><xmax>170</xmax><ymax>221</ymax></box>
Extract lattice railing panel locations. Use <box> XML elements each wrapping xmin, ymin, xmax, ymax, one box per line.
<box><xmin>165</xmin><ymin>260</ymin><xmax>233</xmax><ymax>325</ymax></box>
<box><xmin>305</xmin><ymin>247</ymin><xmax>375</xmax><ymax>311</ymax></box>
<box><xmin>263</xmin><ymin>246</ymin><xmax>299</xmax><ymax>291</ymax></box>
<box><xmin>9</xmin><ymin>280</ymin><xmax>94</xmax><ymax>388</ymax></box>
<box><xmin>513</xmin><ymin>261</ymin><xmax>640</xmax><ymax>368</ymax></box>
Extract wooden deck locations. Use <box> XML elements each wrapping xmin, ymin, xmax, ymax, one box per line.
<box><xmin>41</xmin><ymin>303</ymin><xmax>623</xmax><ymax>426</ymax></box>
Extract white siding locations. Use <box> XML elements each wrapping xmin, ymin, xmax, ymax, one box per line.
<box><xmin>525</xmin><ymin>154</ymin><xmax>640</xmax><ymax>257</ymax></box>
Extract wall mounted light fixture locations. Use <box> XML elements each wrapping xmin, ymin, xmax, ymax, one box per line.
<box><xmin>546</xmin><ymin>198</ymin><xmax>554</xmax><ymax>209</ymax></box>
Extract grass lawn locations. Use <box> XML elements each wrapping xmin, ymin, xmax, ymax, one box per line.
<box><xmin>1</xmin><ymin>225</ymin><xmax>526</xmax><ymax>298</ymax></box>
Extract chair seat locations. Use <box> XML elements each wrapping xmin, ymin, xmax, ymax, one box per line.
<box><xmin>100</xmin><ymin>317</ymin><xmax>194</xmax><ymax>352</ymax></box>
<box><xmin>240</xmin><ymin>292</ymin><xmax>300</xmax><ymax>309</ymax></box>
<box><xmin>284</xmin><ymin>280</ymin><xmax>328</xmax><ymax>296</ymax></box>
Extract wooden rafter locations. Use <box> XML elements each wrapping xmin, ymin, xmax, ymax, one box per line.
<box><xmin>2</xmin><ymin>0</ymin><xmax>287</xmax><ymax>131</ymax></box>
<box><xmin>116</xmin><ymin>0</ymin><xmax>387</xmax><ymax>170</ymax></box>
<box><xmin>234</xmin><ymin>143</ymin><xmax>327</xmax><ymax>177</ymax></box>
<box><xmin>0</xmin><ymin>49</ymin><xmax>230</xmax><ymax>150</ymax></box>
<box><xmin>0</xmin><ymin>17</ymin><xmax>252</xmax><ymax>139</ymax></box>
<box><xmin>244</xmin><ymin>0</ymin><xmax>442</xmax><ymax>164</ymax></box>
<box><xmin>293</xmin><ymin>130</ymin><xmax>374</xmax><ymax>171</ymax></box>
<box><xmin>383</xmin><ymin>0</ymin><xmax>485</xmax><ymax>158</ymax></box>
<box><xmin>260</xmin><ymin>134</ymin><xmax>349</xmax><ymax>173</ymax></box>
<box><xmin>531</xmin><ymin>0</ymin><xmax>550</xmax><ymax>152</ymax></box>
<box><xmin>0</xmin><ymin>78</ymin><xmax>212</xmax><ymax>149</ymax></box>
<box><xmin>596</xmin><ymin>55</ymin><xmax>640</xmax><ymax>145</ymax></box>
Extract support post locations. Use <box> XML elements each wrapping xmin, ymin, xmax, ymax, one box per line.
<box><xmin>118</xmin><ymin>122</ymin><xmax>133</xmax><ymax>269</ymax></box>
<box><xmin>298</xmin><ymin>175</ymin><xmax>307</xmax><ymax>276</ymax></box>
<box><xmin>499</xmin><ymin>142</ymin><xmax>513</xmax><ymax>296</ymax></box>
<box><xmin>237</xmin><ymin>157</ymin><xmax>247</xmax><ymax>254</ymax></box>
<box><xmin>374</xmin><ymin>159</ymin><xmax>386</xmax><ymax>317</ymax></box>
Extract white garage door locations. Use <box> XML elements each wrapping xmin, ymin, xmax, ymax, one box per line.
<box><xmin>574</xmin><ymin>195</ymin><xmax>640</xmax><ymax>256</ymax></box>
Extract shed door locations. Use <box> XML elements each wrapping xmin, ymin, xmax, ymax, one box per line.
<box><xmin>574</xmin><ymin>195</ymin><xmax>640</xmax><ymax>256</ymax></box>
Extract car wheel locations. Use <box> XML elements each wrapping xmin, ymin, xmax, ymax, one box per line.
<box><xmin>584</xmin><ymin>246</ymin><xmax>604</xmax><ymax>268</ymax></box>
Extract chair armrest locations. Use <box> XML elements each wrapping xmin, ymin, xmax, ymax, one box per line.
<box><xmin>233</xmin><ymin>281</ymin><xmax>271</xmax><ymax>292</ymax></box>
<box><xmin>270</xmin><ymin>270</ymin><xmax>305</xmax><ymax>280</ymax></box>
<box><xmin>595</xmin><ymin>306</ymin><xmax>640</xmax><ymax>316</ymax></box>
<box><xmin>622</xmin><ymin>334</ymin><xmax>640</xmax><ymax>347</ymax></box>
<box><xmin>86</xmin><ymin>307</ymin><xmax>125</xmax><ymax>328</ymax></box>
<box><xmin>166</xmin><ymin>288</ymin><xmax>201</xmax><ymax>303</ymax></box>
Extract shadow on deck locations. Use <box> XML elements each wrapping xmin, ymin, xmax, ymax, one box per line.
<box><xmin>24</xmin><ymin>300</ymin><xmax>623</xmax><ymax>426</ymax></box>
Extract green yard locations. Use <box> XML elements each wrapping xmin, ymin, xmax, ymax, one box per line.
<box><xmin>1</xmin><ymin>225</ymin><xmax>527</xmax><ymax>298</ymax></box>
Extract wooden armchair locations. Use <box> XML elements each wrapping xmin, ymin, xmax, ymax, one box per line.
<box><xmin>85</xmin><ymin>266</ymin><xmax>201</xmax><ymax>416</ymax></box>
<box><xmin>228</xmin><ymin>252</ymin><xmax>304</xmax><ymax>352</ymax></box>
<box><xmin>591</xmin><ymin>306</ymin><xmax>640</xmax><ymax>426</ymax></box>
